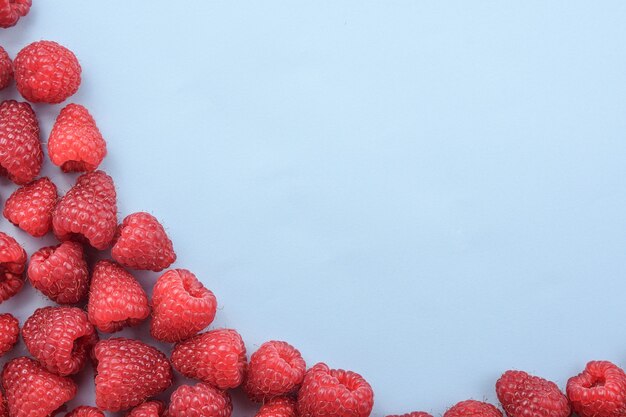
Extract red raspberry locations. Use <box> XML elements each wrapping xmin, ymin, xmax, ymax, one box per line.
<box><xmin>0</xmin><ymin>46</ymin><xmax>12</xmax><ymax>90</ymax></box>
<box><xmin>387</xmin><ymin>413</ymin><xmax>434</xmax><ymax>417</ymax></box>
<box><xmin>0</xmin><ymin>0</ymin><xmax>30</xmax><ymax>28</ymax></box>
<box><xmin>27</xmin><ymin>241</ymin><xmax>89</xmax><ymax>305</ymax></box>
<box><xmin>22</xmin><ymin>306</ymin><xmax>98</xmax><ymax>376</ymax></box>
<box><xmin>0</xmin><ymin>232</ymin><xmax>26</xmax><ymax>304</ymax></box>
<box><xmin>171</xmin><ymin>329</ymin><xmax>247</xmax><ymax>390</ymax></box>
<box><xmin>256</xmin><ymin>397</ymin><xmax>297</xmax><ymax>417</ymax></box>
<box><xmin>1</xmin><ymin>357</ymin><xmax>77</xmax><ymax>417</ymax></box>
<box><xmin>444</xmin><ymin>401</ymin><xmax>503</xmax><ymax>417</ymax></box>
<box><xmin>14</xmin><ymin>41</ymin><xmax>81</xmax><ymax>104</ymax></box>
<box><xmin>0</xmin><ymin>313</ymin><xmax>19</xmax><ymax>357</ymax></box>
<box><xmin>566</xmin><ymin>361</ymin><xmax>626</xmax><ymax>417</ymax></box>
<box><xmin>297</xmin><ymin>363</ymin><xmax>374</xmax><ymax>417</ymax></box>
<box><xmin>48</xmin><ymin>104</ymin><xmax>107</xmax><ymax>172</ymax></box>
<box><xmin>52</xmin><ymin>170</ymin><xmax>117</xmax><ymax>250</ymax></box>
<box><xmin>87</xmin><ymin>260</ymin><xmax>150</xmax><ymax>333</ymax></box>
<box><xmin>3</xmin><ymin>177</ymin><xmax>58</xmax><ymax>237</ymax></box>
<box><xmin>66</xmin><ymin>407</ymin><xmax>105</xmax><ymax>417</ymax></box>
<box><xmin>151</xmin><ymin>269</ymin><xmax>217</xmax><ymax>343</ymax></box>
<box><xmin>244</xmin><ymin>340</ymin><xmax>306</xmax><ymax>401</ymax></box>
<box><xmin>0</xmin><ymin>100</ymin><xmax>42</xmax><ymax>185</ymax></box>
<box><xmin>496</xmin><ymin>370</ymin><xmax>570</xmax><ymax>417</ymax></box>
<box><xmin>126</xmin><ymin>401</ymin><xmax>166</xmax><ymax>417</ymax></box>
<box><xmin>168</xmin><ymin>383</ymin><xmax>232</xmax><ymax>417</ymax></box>
<box><xmin>94</xmin><ymin>338</ymin><xmax>173</xmax><ymax>411</ymax></box>
<box><xmin>112</xmin><ymin>212</ymin><xmax>176</xmax><ymax>272</ymax></box>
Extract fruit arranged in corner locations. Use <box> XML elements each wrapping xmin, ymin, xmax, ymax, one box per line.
<box><xmin>0</xmin><ymin>5</ymin><xmax>623</xmax><ymax>417</ymax></box>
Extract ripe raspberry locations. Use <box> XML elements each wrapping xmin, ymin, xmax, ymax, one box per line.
<box><xmin>244</xmin><ymin>340</ymin><xmax>306</xmax><ymax>401</ymax></box>
<box><xmin>151</xmin><ymin>269</ymin><xmax>217</xmax><ymax>343</ymax></box>
<box><xmin>0</xmin><ymin>313</ymin><xmax>19</xmax><ymax>357</ymax></box>
<box><xmin>0</xmin><ymin>0</ymin><xmax>30</xmax><ymax>28</ymax></box>
<box><xmin>0</xmin><ymin>232</ymin><xmax>26</xmax><ymax>303</ymax></box>
<box><xmin>0</xmin><ymin>100</ymin><xmax>42</xmax><ymax>185</ymax></box>
<box><xmin>168</xmin><ymin>383</ymin><xmax>232</xmax><ymax>417</ymax></box>
<box><xmin>14</xmin><ymin>41</ymin><xmax>81</xmax><ymax>103</ymax></box>
<box><xmin>1</xmin><ymin>357</ymin><xmax>77</xmax><ymax>417</ymax></box>
<box><xmin>3</xmin><ymin>177</ymin><xmax>57</xmax><ymax>237</ymax></box>
<box><xmin>256</xmin><ymin>397</ymin><xmax>297</xmax><ymax>417</ymax></box>
<box><xmin>496</xmin><ymin>370</ymin><xmax>570</xmax><ymax>417</ymax></box>
<box><xmin>66</xmin><ymin>407</ymin><xmax>105</xmax><ymax>417</ymax></box>
<box><xmin>387</xmin><ymin>413</ymin><xmax>434</xmax><ymax>417</ymax></box>
<box><xmin>27</xmin><ymin>241</ymin><xmax>89</xmax><ymax>305</ymax></box>
<box><xmin>444</xmin><ymin>401</ymin><xmax>503</xmax><ymax>417</ymax></box>
<box><xmin>52</xmin><ymin>170</ymin><xmax>117</xmax><ymax>250</ymax></box>
<box><xmin>94</xmin><ymin>338</ymin><xmax>173</xmax><ymax>411</ymax></box>
<box><xmin>126</xmin><ymin>401</ymin><xmax>166</xmax><ymax>417</ymax></box>
<box><xmin>0</xmin><ymin>46</ymin><xmax>12</xmax><ymax>90</ymax></box>
<box><xmin>48</xmin><ymin>104</ymin><xmax>107</xmax><ymax>172</ymax></box>
<box><xmin>112</xmin><ymin>212</ymin><xmax>176</xmax><ymax>272</ymax></box>
<box><xmin>171</xmin><ymin>329</ymin><xmax>247</xmax><ymax>390</ymax></box>
<box><xmin>566</xmin><ymin>361</ymin><xmax>626</xmax><ymax>417</ymax></box>
<box><xmin>297</xmin><ymin>363</ymin><xmax>374</xmax><ymax>417</ymax></box>
<box><xmin>22</xmin><ymin>306</ymin><xmax>98</xmax><ymax>376</ymax></box>
<box><xmin>87</xmin><ymin>260</ymin><xmax>150</xmax><ymax>333</ymax></box>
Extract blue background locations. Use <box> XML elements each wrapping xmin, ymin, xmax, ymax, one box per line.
<box><xmin>2</xmin><ymin>1</ymin><xmax>626</xmax><ymax>416</ymax></box>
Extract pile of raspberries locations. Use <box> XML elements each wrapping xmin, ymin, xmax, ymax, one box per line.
<box><xmin>2</xmin><ymin>3</ymin><xmax>626</xmax><ymax>417</ymax></box>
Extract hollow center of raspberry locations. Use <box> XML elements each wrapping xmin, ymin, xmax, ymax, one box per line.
<box><xmin>182</xmin><ymin>278</ymin><xmax>205</xmax><ymax>298</ymax></box>
<box><xmin>589</xmin><ymin>377</ymin><xmax>606</xmax><ymax>388</ymax></box>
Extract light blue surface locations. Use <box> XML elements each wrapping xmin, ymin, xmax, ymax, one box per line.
<box><xmin>2</xmin><ymin>1</ymin><xmax>626</xmax><ymax>416</ymax></box>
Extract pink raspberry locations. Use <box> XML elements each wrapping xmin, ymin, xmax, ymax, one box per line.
<box><xmin>151</xmin><ymin>269</ymin><xmax>217</xmax><ymax>343</ymax></box>
<box><xmin>0</xmin><ymin>0</ymin><xmax>31</xmax><ymax>28</ymax></box>
<box><xmin>244</xmin><ymin>340</ymin><xmax>306</xmax><ymax>401</ymax></box>
<box><xmin>14</xmin><ymin>41</ymin><xmax>81</xmax><ymax>103</ymax></box>
<box><xmin>0</xmin><ymin>313</ymin><xmax>19</xmax><ymax>357</ymax></box>
<box><xmin>0</xmin><ymin>46</ymin><xmax>12</xmax><ymax>90</ymax></box>
<box><xmin>0</xmin><ymin>232</ymin><xmax>26</xmax><ymax>304</ymax></box>
<box><xmin>297</xmin><ymin>363</ymin><xmax>374</xmax><ymax>417</ymax></box>
<box><xmin>169</xmin><ymin>383</ymin><xmax>232</xmax><ymax>417</ymax></box>
<box><xmin>3</xmin><ymin>177</ymin><xmax>58</xmax><ymax>237</ymax></box>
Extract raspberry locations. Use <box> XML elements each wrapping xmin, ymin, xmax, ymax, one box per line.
<box><xmin>52</xmin><ymin>170</ymin><xmax>117</xmax><ymax>250</ymax></box>
<box><xmin>87</xmin><ymin>260</ymin><xmax>150</xmax><ymax>333</ymax></box>
<box><xmin>14</xmin><ymin>41</ymin><xmax>81</xmax><ymax>103</ymax></box>
<box><xmin>0</xmin><ymin>0</ymin><xmax>30</xmax><ymax>28</ymax></box>
<box><xmin>256</xmin><ymin>397</ymin><xmax>297</xmax><ymax>417</ymax></box>
<box><xmin>27</xmin><ymin>241</ymin><xmax>89</xmax><ymax>305</ymax></box>
<box><xmin>496</xmin><ymin>370</ymin><xmax>570</xmax><ymax>417</ymax></box>
<box><xmin>168</xmin><ymin>383</ymin><xmax>232</xmax><ymax>417</ymax></box>
<box><xmin>171</xmin><ymin>329</ymin><xmax>247</xmax><ymax>390</ymax></box>
<box><xmin>0</xmin><ymin>100</ymin><xmax>42</xmax><ymax>185</ymax></box>
<box><xmin>444</xmin><ymin>401</ymin><xmax>503</xmax><ymax>417</ymax></box>
<box><xmin>151</xmin><ymin>269</ymin><xmax>217</xmax><ymax>343</ymax></box>
<box><xmin>566</xmin><ymin>361</ymin><xmax>626</xmax><ymax>417</ymax></box>
<box><xmin>112</xmin><ymin>212</ymin><xmax>176</xmax><ymax>272</ymax></box>
<box><xmin>48</xmin><ymin>103</ymin><xmax>107</xmax><ymax>172</ymax></box>
<box><xmin>244</xmin><ymin>340</ymin><xmax>306</xmax><ymax>401</ymax></box>
<box><xmin>1</xmin><ymin>357</ymin><xmax>77</xmax><ymax>417</ymax></box>
<box><xmin>3</xmin><ymin>177</ymin><xmax>58</xmax><ymax>237</ymax></box>
<box><xmin>0</xmin><ymin>313</ymin><xmax>19</xmax><ymax>357</ymax></box>
<box><xmin>66</xmin><ymin>407</ymin><xmax>105</xmax><ymax>417</ymax></box>
<box><xmin>0</xmin><ymin>232</ymin><xmax>26</xmax><ymax>304</ymax></box>
<box><xmin>126</xmin><ymin>401</ymin><xmax>166</xmax><ymax>417</ymax></box>
<box><xmin>0</xmin><ymin>46</ymin><xmax>12</xmax><ymax>90</ymax></box>
<box><xmin>387</xmin><ymin>413</ymin><xmax>434</xmax><ymax>417</ymax></box>
<box><xmin>94</xmin><ymin>338</ymin><xmax>173</xmax><ymax>411</ymax></box>
<box><xmin>22</xmin><ymin>306</ymin><xmax>98</xmax><ymax>376</ymax></box>
<box><xmin>297</xmin><ymin>363</ymin><xmax>374</xmax><ymax>417</ymax></box>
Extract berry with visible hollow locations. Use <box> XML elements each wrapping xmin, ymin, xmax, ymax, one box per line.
<box><xmin>151</xmin><ymin>269</ymin><xmax>217</xmax><ymax>343</ymax></box>
<box><xmin>567</xmin><ymin>361</ymin><xmax>626</xmax><ymax>417</ymax></box>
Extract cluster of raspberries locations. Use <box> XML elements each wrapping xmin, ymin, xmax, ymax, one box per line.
<box><xmin>1</xmin><ymin>9</ymin><xmax>626</xmax><ymax>417</ymax></box>
<box><xmin>0</xmin><ymin>35</ymin><xmax>380</xmax><ymax>417</ymax></box>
